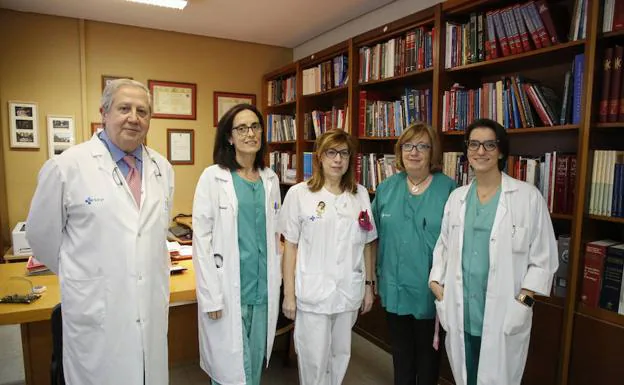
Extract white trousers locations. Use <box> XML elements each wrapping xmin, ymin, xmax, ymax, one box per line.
<box><xmin>294</xmin><ymin>309</ymin><xmax>358</xmax><ymax>385</ymax></box>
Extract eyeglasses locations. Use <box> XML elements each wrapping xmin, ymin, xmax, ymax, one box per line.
<box><xmin>465</xmin><ymin>140</ymin><xmax>499</xmax><ymax>152</ymax></box>
<box><xmin>233</xmin><ymin>123</ymin><xmax>263</xmax><ymax>136</ymax></box>
<box><xmin>324</xmin><ymin>148</ymin><xmax>350</xmax><ymax>159</ymax></box>
<box><xmin>401</xmin><ymin>143</ymin><xmax>431</xmax><ymax>153</ymax></box>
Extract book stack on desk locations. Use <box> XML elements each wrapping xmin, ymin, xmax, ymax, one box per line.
<box><xmin>167</xmin><ymin>241</ymin><xmax>192</xmax><ymax>261</ymax></box>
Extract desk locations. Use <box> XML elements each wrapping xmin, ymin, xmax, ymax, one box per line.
<box><xmin>0</xmin><ymin>258</ymin><xmax>200</xmax><ymax>385</ymax></box>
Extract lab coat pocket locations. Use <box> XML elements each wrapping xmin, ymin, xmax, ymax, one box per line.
<box><xmin>434</xmin><ymin>299</ymin><xmax>448</xmax><ymax>331</ymax></box>
<box><xmin>296</xmin><ymin>273</ymin><xmax>333</xmax><ymax>304</ymax></box>
<box><xmin>511</xmin><ymin>226</ymin><xmax>529</xmax><ymax>253</ymax></box>
<box><xmin>503</xmin><ymin>299</ymin><xmax>533</xmax><ymax>336</ymax></box>
<box><xmin>61</xmin><ymin>276</ymin><xmax>106</xmax><ymax>354</ymax></box>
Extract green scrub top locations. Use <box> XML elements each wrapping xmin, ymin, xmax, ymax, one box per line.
<box><xmin>372</xmin><ymin>172</ymin><xmax>456</xmax><ymax>319</ymax></box>
<box><xmin>462</xmin><ymin>183</ymin><xmax>500</xmax><ymax>336</ymax></box>
<box><xmin>232</xmin><ymin>172</ymin><xmax>268</xmax><ymax>305</ymax></box>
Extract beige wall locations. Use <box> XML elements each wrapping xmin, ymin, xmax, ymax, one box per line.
<box><xmin>0</xmin><ymin>9</ymin><xmax>292</xmax><ymax>240</ymax></box>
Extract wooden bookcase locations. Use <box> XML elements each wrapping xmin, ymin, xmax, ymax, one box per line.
<box><xmin>261</xmin><ymin>0</ymin><xmax>624</xmax><ymax>384</ymax></box>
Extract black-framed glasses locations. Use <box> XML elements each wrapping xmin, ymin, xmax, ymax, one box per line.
<box><xmin>401</xmin><ymin>143</ymin><xmax>431</xmax><ymax>153</ymax></box>
<box><xmin>324</xmin><ymin>148</ymin><xmax>350</xmax><ymax>159</ymax></box>
<box><xmin>465</xmin><ymin>140</ymin><xmax>499</xmax><ymax>152</ymax></box>
<box><xmin>233</xmin><ymin>122</ymin><xmax>263</xmax><ymax>136</ymax></box>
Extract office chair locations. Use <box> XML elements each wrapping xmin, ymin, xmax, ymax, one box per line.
<box><xmin>50</xmin><ymin>303</ymin><xmax>65</xmax><ymax>385</ymax></box>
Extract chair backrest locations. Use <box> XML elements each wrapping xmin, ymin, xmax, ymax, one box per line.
<box><xmin>50</xmin><ymin>303</ymin><xmax>65</xmax><ymax>385</ymax></box>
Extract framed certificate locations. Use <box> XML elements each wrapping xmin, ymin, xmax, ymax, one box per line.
<box><xmin>149</xmin><ymin>80</ymin><xmax>197</xmax><ymax>120</ymax></box>
<box><xmin>167</xmin><ymin>129</ymin><xmax>194</xmax><ymax>165</ymax></box>
<box><xmin>213</xmin><ymin>91</ymin><xmax>256</xmax><ymax>126</ymax></box>
<box><xmin>8</xmin><ymin>101</ymin><xmax>39</xmax><ymax>149</ymax></box>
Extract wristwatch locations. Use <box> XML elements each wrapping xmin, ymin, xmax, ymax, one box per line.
<box><xmin>517</xmin><ymin>293</ymin><xmax>535</xmax><ymax>308</ymax></box>
<box><xmin>365</xmin><ymin>280</ymin><xmax>376</xmax><ymax>287</ymax></box>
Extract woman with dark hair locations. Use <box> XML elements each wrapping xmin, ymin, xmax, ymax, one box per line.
<box><xmin>279</xmin><ymin>129</ymin><xmax>377</xmax><ymax>385</ymax></box>
<box><xmin>372</xmin><ymin>122</ymin><xmax>456</xmax><ymax>385</ymax></box>
<box><xmin>192</xmin><ymin>103</ymin><xmax>282</xmax><ymax>385</ymax></box>
<box><xmin>428</xmin><ymin>118</ymin><xmax>558</xmax><ymax>385</ymax></box>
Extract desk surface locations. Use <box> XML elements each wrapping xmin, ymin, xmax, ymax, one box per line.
<box><xmin>0</xmin><ymin>259</ymin><xmax>197</xmax><ymax>325</ymax></box>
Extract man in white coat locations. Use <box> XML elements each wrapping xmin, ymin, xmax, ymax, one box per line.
<box><xmin>26</xmin><ymin>79</ymin><xmax>175</xmax><ymax>385</ymax></box>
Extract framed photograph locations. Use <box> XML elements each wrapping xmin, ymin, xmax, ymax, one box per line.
<box><xmin>47</xmin><ymin>115</ymin><xmax>75</xmax><ymax>158</ymax></box>
<box><xmin>91</xmin><ymin>122</ymin><xmax>104</xmax><ymax>135</ymax></box>
<box><xmin>102</xmin><ymin>75</ymin><xmax>133</xmax><ymax>91</ymax></box>
<box><xmin>167</xmin><ymin>129</ymin><xmax>194</xmax><ymax>165</ymax></box>
<box><xmin>8</xmin><ymin>101</ymin><xmax>39</xmax><ymax>149</ymax></box>
<box><xmin>213</xmin><ymin>91</ymin><xmax>256</xmax><ymax>126</ymax></box>
<box><xmin>148</xmin><ymin>80</ymin><xmax>197</xmax><ymax>120</ymax></box>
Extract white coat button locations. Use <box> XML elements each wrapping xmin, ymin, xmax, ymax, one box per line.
<box><xmin>491</xmin><ymin>238</ymin><xmax>496</xmax><ymax>243</ymax></box>
<box><xmin>136</xmin><ymin>318</ymin><xmax>140</xmax><ymax>323</ymax></box>
<box><xmin>138</xmin><ymin>232</ymin><xmax>142</xmax><ymax>237</ymax></box>
<box><xmin>138</xmin><ymin>275</ymin><xmax>143</xmax><ymax>281</ymax></box>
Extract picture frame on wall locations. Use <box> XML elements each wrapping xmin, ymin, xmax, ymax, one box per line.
<box><xmin>47</xmin><ymin>115</ymin><xmax>75</xmax><ymax>158</ymax></box>
<box><xmin>213</xmin><ymin>91</ymin><xmax>256</xmax><ymax>126</ymax></box>
<box><xmin>148</xmin><ymin>80</ymin><xmax>197</xmax><ymax>120</ymax></box>
<box><xmin>102</xmin><ymin>75</ymin><xmax>133</xmax><ymax>91</ymax></box>
<box><xmin>167</xmin><ymin>129</ymin><xmax>194</xmax><ymax>165</ymax></box>
<box><xmin>8</xmin><ymin>101</ymin><xmax>39</xmax><ymax>149</ymax></box>
<box><xmin>91</xmin><ymin>122</ymin><xmax>104</xmax><ymax>135</ymax></box>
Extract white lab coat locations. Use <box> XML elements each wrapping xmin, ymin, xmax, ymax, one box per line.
<box><xmin>279</xmin><ymin>182</ymin><xmax>377</xmax><ymax>314</ymax></box>
<box><xmin>429</xmin><ymin>173</ymin><xmax>558</xmax><ymax>385</ymax></box>
<box><xmin>26</xmin><ymin>135</ymin><xmax>174</xmax><ymax>385</ymax></box>
<box><xmin>192</xmin><ymin>165</ymin><xmax>282</xmax><ymax>385</ymax></box>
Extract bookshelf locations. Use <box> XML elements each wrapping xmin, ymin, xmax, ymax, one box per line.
<box><xmin>261</xmin><ymin>0</ymin><xmax>624</xmax><ymax>384</ymax></box>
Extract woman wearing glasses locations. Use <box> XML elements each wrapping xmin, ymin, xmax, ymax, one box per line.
<box><xmin>429</xmin><ymin>119</ymin><xmax>558</xmax><ymax>385</ymax></box>
<box><xmin>371</xmin><ymin>122</ymin><xmax>456</xmax><ymax>385</ymax></box>
<box><xmin>192</xmin><ymin>104</ymin><xmax>282</xmax><ymax>385</ymax></box>
<box><xmin>279</xmin><ymin>129</ymin><xmax>377</xmax><ymax>385</ymax></box>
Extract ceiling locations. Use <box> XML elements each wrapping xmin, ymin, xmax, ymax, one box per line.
<box><xmin>0</xmin><ymin>0</ymin><xmax>397</xmax><ymax>48</ymax></box>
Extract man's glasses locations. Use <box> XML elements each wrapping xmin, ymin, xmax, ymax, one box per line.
<box><xmin>465</xmin><ymin>140</ymin><xmax>499</xmax><ymax>152</ymax></box>
<box><xmin>233</xmin><ymin>123</ymin><xmax>263</xmax><ymax>136</ymax></box>
<box><xmin>324</xmin><ymin>148</ymin><xmax>350</xmax><ymax>159</ymax></box>
<box><xmin>401</xmin><ymin>143</ymin><xmax>431</xmax><ymax>153</ymax></box>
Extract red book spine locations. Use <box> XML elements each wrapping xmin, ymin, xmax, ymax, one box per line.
<box><xmin>359</xmin><ymin>90</ymin><xmax>367</xmax><ymax>137</ymax></box>
<box><xmin>581</xmin><ymin>243</ymin><xmax>613</xmax><ymax>308</ymax></box>
<box><xmin>608</xmin><ymin>45</ymin><xmax>623</xmax><ymax>122</ymax></box>
<box><xmin>554</xmin><ymin>155</ymin><xmax>569</xmax><ymax>214</ymax></box>
<box><xmin>568</xmin><ymin>156</ymin><xmax>577</xmax><ymax>214</ymax></box>
<box><xmin>492</xmin><ymin>10</ymin><xmax>511</xmax><ymax>57</ymax></box>
<box><xmin>600</xmin><ymin>47</ymin><xmax>614</xmax><ymax>123</ymax></box>
<box><xmin>535</xmin><ymin>0</ymin><xmax>559</xmax><ymax>44</ymax></box>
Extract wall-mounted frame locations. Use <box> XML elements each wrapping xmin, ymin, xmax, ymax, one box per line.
<box><xmin>167</xmin><ymin>129</ymin><xmax>194</xmax><ymax>165</ymax></box>
<box><xmin>101</xmin><ymin>75</ymin><xmax>133</xmax><ymax>91</ymax></box>
<box><xmin>8</xmin><ymin>101</ymin><xmax>39</xmax><ymax>149</ymax></box>
<box><xmin>47</xmin><ymin>115</ymin><xmax>75</xmax><ymax>158</ymax></box>
<box><xmin>91</xmin><ymin>122</ymin><xmax>104</xmax><ymax>135</ymax></box>
<box><xmin>213</xmin><ymin>91</ymin><xmax>256</xmax><ymax>126</ymax></box>
<box><xmin>148</xmin><ymin>80</ymin><xmax>197</xmax><ymax>120</ymax></box>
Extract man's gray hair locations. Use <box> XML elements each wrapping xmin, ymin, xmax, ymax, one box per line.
<box><xmin>100</xmin><ymin>79</ymin><xmax>152</xmax><ymax>113</ymax></box>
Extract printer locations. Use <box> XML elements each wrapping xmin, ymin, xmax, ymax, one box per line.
<box><xmin>12</xmin><ymin>221</ymin><xmax>32</xmax><ymax>256</ymax></box>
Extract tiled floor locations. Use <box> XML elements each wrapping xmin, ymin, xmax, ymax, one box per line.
<box><xmin>0</xmin><ymin>324</ymin><xmax>393</xmax><ymax>385</ymax></box>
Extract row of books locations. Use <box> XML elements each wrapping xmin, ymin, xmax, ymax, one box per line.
<box><xmin>358</xmin><ymin>88</ymin><xmax>432</xmax><ymax>138</ymax></box>
<box><xmin>444</xmin><ymin>0</ymin><xmax>585</xmax><ymax>68</ymax></box>
<box><xmin>589</xmin><ymin>150</ymin><xmax>624</xmax><ymax>218</ymax></box>
<box><xmin>442</xmin><ymin>54</ymin><xmax>583</xmax><ymax>131</ymax></box>
<box><xmin>581</xmin><ymin>240</ymin><xmax>624</xmax><ymax>315</ymax></box>
<box><xmin>442</xmin><ymin>151</ymin><xmax>576</xmax><ymax>215</ymax></box>
<box><xmin>267</xmin><ymin>74</ymin><xmax>296</xmax><ymax>106</ymax></box>
<box><xmin>266</xmin><ymin>114</ymin><xmax>296</xmax><ymax>142</ymax></box>
<box><xmin>358</xmin><ymin>26</ymin><xmax>433</xmax><ymax>83</ymax></box>
<box><xmin>303</xmin><ymin>107</ymin><xmax>348</xmax><ymax>140</ymax></box>
<box><xmin>355</xmin><ymin>153</ymin><xmax>397</xmax><ymax>191</ymax></box>
<box><xmin>602</xmin><ymin>0</ymin><xmax>624</xmax><ymax>33</ymax></box>
<box><xmin>598</xmin><ymin>45</ymin><xmax>624</xmax><ymax>123</ymax></box>
<box><xmin>269</xmin><ymin>151</ymin><xmax>297</xmax><ymax>184</ymax></box>
<box><xmin>302</xmin><ymin>54</ymin><xmax>348</xmax><ymax>95</ymax></box>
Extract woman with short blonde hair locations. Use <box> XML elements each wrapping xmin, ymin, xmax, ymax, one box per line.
<box><xmin>373</xmin><ymin>122</ymin><xmax>456</xmax><ymax>385</ymax></box>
